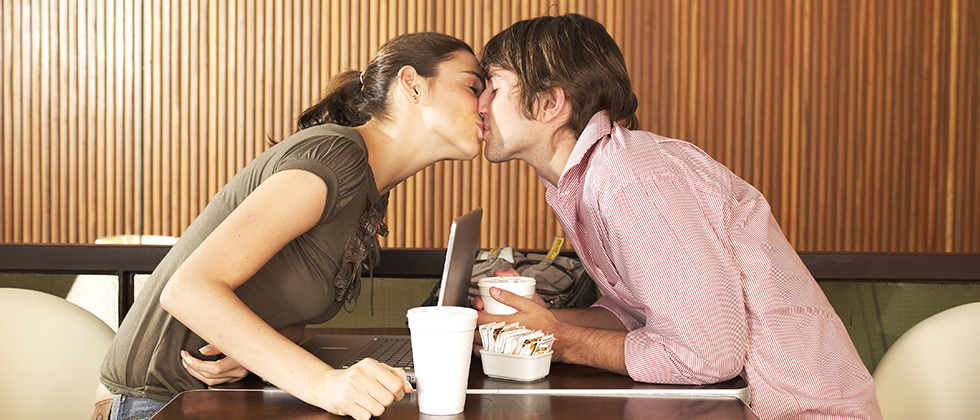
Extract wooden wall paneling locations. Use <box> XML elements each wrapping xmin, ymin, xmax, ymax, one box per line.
<box><xmin>116</xmin><ymin>0</ymin><xmax>130</xmax><ymax>238</ymax></box>
<box><xmin>944</xmin><ymin>0</ymin><xmax>959</xmax><ymax>252</ymax></box>
<box><xmin>95</xmin><ymin>0</ymin><xmax>105</xmax><ymax>240</ymax></box>
<box><xmin>162</xmin><ymin>0</ymin><xmax>174</xmax><ymax>237</ymax></box>
<box><xmin>1</xmin><ymin>1</ymin><xmax>6</xmax><ymax>242</ymax></box>
<box><xmin>54</xmin><ymin>0</ymin><xmax>65</xmax><ymax>242</ymax></box>
<box><xmin>881</xmin><ymin>0</ymin><xmax>895</xmax><ymax>251</ymax></box>
<box><xmin>30</xmin><ymin>0</ymin><xmax>39</xmax><ymax>240</ymax></box>
<box><xmin>228</xmin><ymin>0</ymin><xmax>239</xmax><ymax>197</ymax></box>
<box><xmin>967</xmin><ymin>0</ymin><xmax>978</xmax><ymax>252</ymax></box>
<box><xmin>178</xmin><ymin>0</ymin><xmax>189</xmax><ymax>231</ymax></box>
<box><xmin>38</xmin><ymin>0</ymin><xmax>49</xmax><ymax>242</ymax></box>
<box><xmin>890</xmin><ymin>0</ymin><xmax>903</xmax><ymax>251</ymax></box>
<box><xmin>815</xmin><ymin>0</ymin><xmax>829</xmax><ymax>251</ymax></box>
<box><xmin>1</xmin><ymin>0</ymin><xmax>977</xmax><ymax>253</ymax></box>
<box><xmin>901</xmin><ymin>0</ymin><xmax>915</xmax><ymax>252</ymax></box>
<box><xmin>223</xmin><ymin>1</ymin><xmax>234</xmax><ymax>189</ymax></box>
<box><xmin>885</xmin><ymin>0</ymin><xmax>899</xmax><ymax>251</ymax></box>
<box><xmin>963</xmin><ymin>0</ymin><xmax>979</xmax><ymax>251</ymax></box>
<box><xmin>68</xmin><ymin>0</ymin><xmax>79</xmax><ymax>243</ymax></box>
<box><xmin>927</xmin><ymin>0</ymin><xmax>943</xmax><ymax>252</ymax></box>
<box><xmin>81</xmin><ymin>0</ymin><xmax>92</xmax><ymax>242</ymax></box>
<box><xmin>106</xmin><ymin>0</ymin><xmax>116</xmax><ymax>239</ymax></box>
<box><xmin>788</xmin><ymin>0</ymin><xmax>802</xmax><ymax>248</ymax></box>
<box><xmin>865</xmin><ymin>0</ymin><xmax>879</xmax><ymax>251</ymax></box>
<box><xmin>840</xmin><ymin>0</ymin><xmax>853</xmax><ymax>250</ymax></box>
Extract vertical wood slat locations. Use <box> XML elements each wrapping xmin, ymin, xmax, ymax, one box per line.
<box><xmin>1</xmin><ymin>0</ymin><xmax>978</xmax><ymax>253</ymax></box>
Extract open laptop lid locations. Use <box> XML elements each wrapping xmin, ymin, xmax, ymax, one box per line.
<box><xmin>303</xmin><ymin>208</ymin><xmax>482</xmax><ymax>377</ymax></box>
<box><xmin>437</xmin><ymin>208</ymin><xmax>482</xmax><ymax>306</ymax></box>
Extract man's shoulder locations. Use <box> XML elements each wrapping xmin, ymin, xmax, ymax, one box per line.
<box><xmin>592</xmin><ymin>126</ymin><xmax>734</xmax><ymax>195</ymax></box>
<box><xmin>587</xmin><ymin>126</ymin><xmax>672</xmax><ymax>178</ymax></box>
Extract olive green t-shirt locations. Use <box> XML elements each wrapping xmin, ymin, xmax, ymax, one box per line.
<box><xmin>100</xmin><ymin>124</ymin><xmax>387</xmax><ymax>402</ymax></box>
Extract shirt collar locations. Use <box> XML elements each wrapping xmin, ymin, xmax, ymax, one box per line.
<box><xmin>551</xmin><ymin>111</ymin><xmax>613</xmax><ymax>188</ymax></box>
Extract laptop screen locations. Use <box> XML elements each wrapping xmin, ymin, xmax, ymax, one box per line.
<box><xmin>437</xmin><ymin>208</ymin><xmax>482</xmax><ymax>306</ymax></box>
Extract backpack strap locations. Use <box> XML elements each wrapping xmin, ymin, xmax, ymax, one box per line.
<box><xmin>534</xmin><ymin>236</ymin><xmax>565</xmax><ymax>270</ymax></box>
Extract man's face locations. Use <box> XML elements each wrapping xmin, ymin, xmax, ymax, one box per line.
<box><xmin>477</xmin><ymin>67</ymin><xmax>541</xmax><ymax>163</ymax></box>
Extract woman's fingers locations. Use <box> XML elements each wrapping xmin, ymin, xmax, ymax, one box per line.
<box><xmin>180</xmin><ymin>350</ymin><xmax>250</xmax><ymax>385</ymax></box>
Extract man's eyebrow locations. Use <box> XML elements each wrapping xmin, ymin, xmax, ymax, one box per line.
<box><xmin>485</xmin><ymin>70</ymin><xmax>506</xmax><ymax>86</ymax></box>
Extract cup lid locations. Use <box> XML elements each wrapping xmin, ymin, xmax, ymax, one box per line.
<box><xmin>407</xmin><ymin>306</ymin><xmax>477</xmax><ymax>331</ymax></box>
<box><xmin>477</xmin><ymin>276</ymin><xmax>535</xmax><ymax>286</ymax></box>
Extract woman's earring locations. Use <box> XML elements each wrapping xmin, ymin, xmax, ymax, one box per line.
<box><xmin>412</xmin><ymin>93</ymin><xmax>417</xmax><ymax>101</ymax></box>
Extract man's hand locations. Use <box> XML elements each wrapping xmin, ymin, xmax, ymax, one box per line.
<box><xmin>316</xmin><ymin>359</ymin><xmax>413</xmax><ymax>420</ymax></box>
<box><xmin>476</xmin><ymin>288</ymin><xmax>563</xmax><ymax>353</ymax></box>
<box><xmin>475</xmin><ymin>287</ymin><xmax>629</xmax><ymax>375</ymax></box>
<box><xmin>180</xmin><ymin>344</ymin><xmax>250</xmax><ymax>386</ymax></box>
<box><xmin>472</xmin><ymin>269</ymin><xmax>548</xmax><ymax>311</ymax></box>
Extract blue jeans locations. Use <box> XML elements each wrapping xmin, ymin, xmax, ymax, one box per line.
<box><xmin>109</xmin><ymin>394</ymin><xmax>169</xmax><ymax>420</ymax></box>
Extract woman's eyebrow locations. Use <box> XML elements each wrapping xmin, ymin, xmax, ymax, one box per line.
<box><xmin>463</xmin><ymin>70</ymin><xmax>486</xmax><ymax>89</ymax></box>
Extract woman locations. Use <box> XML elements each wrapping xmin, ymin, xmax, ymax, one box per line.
<box><xmin>93</xmin><ymin>32</ymin><xmax>485</xmax><ymax>420</ymax></box>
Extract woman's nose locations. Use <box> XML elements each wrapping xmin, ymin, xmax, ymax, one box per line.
<box><xmin>477</xmin><ymin>90</ymin><xmax>490</xmax><ymax>116</ymax></box>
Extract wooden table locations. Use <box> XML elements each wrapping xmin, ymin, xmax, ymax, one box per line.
<box><xmin>151</xmin><ymin>328</ymin><xmax>760</xmax><ymax>419</ymax></box>
<box><xmin>152</xmin><ymin>389</ymin><xmax>760</xmax><ymax>420</ymax></box>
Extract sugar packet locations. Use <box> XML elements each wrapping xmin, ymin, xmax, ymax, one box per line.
<box><xmin>477</xmin><ymin>322</ymin><xmax>556</xmax><ymax>356</ymax></box>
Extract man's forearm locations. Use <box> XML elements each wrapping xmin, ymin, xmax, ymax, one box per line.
<box><xmin>552</xmin><ymin>306</ymin><xmax>628</xmax><ymax>331</ymax></box>
<box><xmin>475</xmin><ymin>290</ymin><xmax>630</xmax><ymax>377</ymax></box>
<box><xmin>554</xmin><ymin>323</ymin><xmax>629</xmax><ymax>376</ymax></box>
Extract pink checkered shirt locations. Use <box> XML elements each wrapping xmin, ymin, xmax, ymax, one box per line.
<box><xmin>543</xmin><ymin>112</ymin><xmax>882</xmax><ymax>420</ymax></box>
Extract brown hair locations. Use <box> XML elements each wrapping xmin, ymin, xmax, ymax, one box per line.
<box><xmin>296</xmin><ymin>32</ymin><xmax>474</xmax><ymax>131</ymax></box>
<box><xmin>480</xmin><ymin>14</ymin><xmax>638</xmax><ymax>137</ymax></box>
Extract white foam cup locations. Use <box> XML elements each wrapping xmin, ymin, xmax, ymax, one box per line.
<box><xmin>477</xmin><ymin>276</ymin><xmax>536</xmax><ymax>315</ymax></box>
<box><xmin>406</xmin><ymin>306</ymin><xmax>478</xmax><ymax>415</ymax></box>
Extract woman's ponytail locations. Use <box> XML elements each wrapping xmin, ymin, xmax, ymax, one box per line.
<box><xmin>296</xmin><ymin>70</ymin><xmax>365</xmax><ymax>130</ymax></box>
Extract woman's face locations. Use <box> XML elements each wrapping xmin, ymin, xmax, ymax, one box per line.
<box><xmin>418</xmin><ymin>51</ymin><xmax>485</xmax><ymax>160</ymax></box>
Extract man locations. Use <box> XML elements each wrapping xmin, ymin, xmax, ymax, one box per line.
<box><xmin>474</xmin><ymin>14</ymin><xmax>882</xmax><ymax>420</ymax></box>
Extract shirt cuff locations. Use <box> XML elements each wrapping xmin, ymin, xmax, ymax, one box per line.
<box><xmin>592</xmin><ymin>296</ymin><xmax>644</xmax><ymax>330</ymax></box>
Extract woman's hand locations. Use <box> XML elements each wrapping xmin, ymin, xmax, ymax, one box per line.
<box><xmin>317</xmin><ymin>359</ymin><xmax>413</xmax><ymax>420</ymax></box>
<box><xmin>180</xmin><ymin>344</ymin><xmax>250</xmax><ymax>386</ymax></box>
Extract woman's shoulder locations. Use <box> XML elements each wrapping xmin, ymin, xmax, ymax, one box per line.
<box><xmin>285</xmin><ymin>124</ymin><xmax>366</xmax><ymax>152</ymax></box>
<box><xmin>277</xmin><ymin>124</ymin><xmax>368</xmax><ymax>168</ymax></box>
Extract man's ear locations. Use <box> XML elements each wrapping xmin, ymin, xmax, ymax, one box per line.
<box><xmin>396</xmin><ymin>65</ymin><xmax>421</xmax><ymax>103</ymax></box>
<box><xmin>538</xmin><ymin>86</ymin><xmax>571</xmax><ymax>125</ymax></box>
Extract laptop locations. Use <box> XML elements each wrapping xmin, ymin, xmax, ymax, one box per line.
<box><xmin>301</xmin><ymin>208</ymin><xmax>483</xmax><ymax>386</ymax></box>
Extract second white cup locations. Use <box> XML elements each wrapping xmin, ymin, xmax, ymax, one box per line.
<box><xmin>478</xmin><ymin>276</ymin><xmax>536</xmax><ymax>315</ymax></box>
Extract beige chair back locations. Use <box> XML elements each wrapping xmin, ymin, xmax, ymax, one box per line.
<box><xmin>873</xmin><ymin>302</ymin><xmax>980</xmax><ymax>420</ymax></box>
<box><xmin>0</xmin><ymin>288</ymin><xmax>115</xmax><ymax>420</ymax></box>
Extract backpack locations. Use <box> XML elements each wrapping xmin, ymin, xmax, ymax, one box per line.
<box><xmin>423</xmin><ymin>237</ymin><xmax>596</xmax><ymax>309</ymax></box>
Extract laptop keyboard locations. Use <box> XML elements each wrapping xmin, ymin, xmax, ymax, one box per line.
<box><xmin>344</xmin><ymin>337</ymin><xmax>414</xmax><ymax>369</ymax></box>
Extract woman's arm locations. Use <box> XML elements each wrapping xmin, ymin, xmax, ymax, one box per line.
<box><xmin>161</xmin><ymin>169</ymin><xmax>410</xmax><ymax>420</ymax></box>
